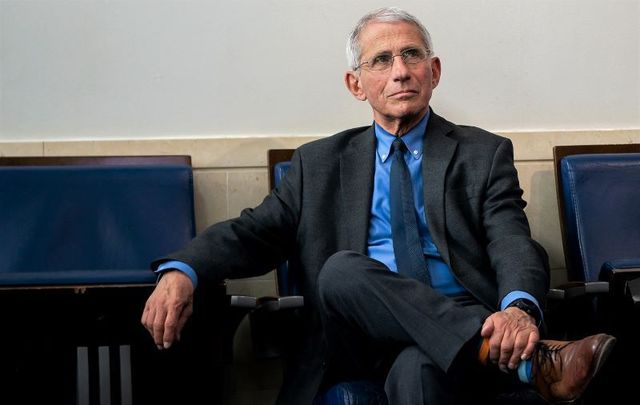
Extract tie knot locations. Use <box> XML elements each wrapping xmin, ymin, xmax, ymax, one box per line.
<box><xmin>391</xmin><ymin>138</ymin><xmax>407</xmax><ymax>155</ymax></box>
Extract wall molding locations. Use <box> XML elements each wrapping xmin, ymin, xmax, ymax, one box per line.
<box><xmin>1</xmin><ymin>129</ymin><xmax>639</xmax><ymax>168</ymax></box>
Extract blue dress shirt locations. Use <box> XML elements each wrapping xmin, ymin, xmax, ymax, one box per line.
<box><xmin>157</xmin><ymin>260</ymin><xmax>198</xmax><ymax>288</ymax></box>
<box><xmin>366</xmin><ymin>112</ymin><xmax>540</xmax><ymax>313</ymax></box>
<box><xmin>367</xmin><ymin>112</ymin><xmax>466</xmax><ymax>296</ymax></box>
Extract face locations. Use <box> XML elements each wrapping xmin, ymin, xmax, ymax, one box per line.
<box><xmin>345</xmin><ymin>21</ymin><xmax>441</xmax><ymax>135</ymax></box>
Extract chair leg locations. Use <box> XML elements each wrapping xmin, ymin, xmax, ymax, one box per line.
<box><xmin>119</xmin><ymin>345</ymin><xmax>132</xmax><ymax>405</ymax></box>
<box><xmin>76</xmin><ymin>345</ymin><xmax>132</xmax><ymax>405</ymax></box>
<box><xmin>77</xmin><ymin>347</ymin><xmax>90</xmax><ymax>405</ymax></box>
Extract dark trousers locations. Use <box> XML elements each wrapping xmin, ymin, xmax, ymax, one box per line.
<box><xmin>317</xmin><ymin>251</ymin><xmax>520</xmax><ymax>405</ymax></box>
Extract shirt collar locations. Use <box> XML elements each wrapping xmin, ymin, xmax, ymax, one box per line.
<box><xmin>374</xmin><ymin>111</ymin><xmax>430</xmax><ymax>163</ymax></box>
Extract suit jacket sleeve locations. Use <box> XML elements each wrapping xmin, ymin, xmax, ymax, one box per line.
<box><xmin>482</xmin><ymin>138</ymin><xmax>550</xmax><ymax>306</ymax></box>
<box><xmin>152</xmin><ymin>150</ymin><xmax>304</xmax><ymax>284</ymax></box>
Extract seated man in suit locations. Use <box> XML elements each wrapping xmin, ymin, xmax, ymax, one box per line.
<box><xmin>142</xmin><ymin>6</ymin><xmax>615</xmax><ymax>404</ymax></box>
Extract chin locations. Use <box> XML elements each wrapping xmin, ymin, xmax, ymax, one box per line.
<box><xmin>392</xmin><ymin>106</ymin><xmax>426</xmax><ymax>120</ymax></box>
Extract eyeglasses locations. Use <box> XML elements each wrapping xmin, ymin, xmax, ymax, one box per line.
<box><xmin>355</xmin><ymin>48</ymin><xmax>432</xmax><ymax>72</ymax></box>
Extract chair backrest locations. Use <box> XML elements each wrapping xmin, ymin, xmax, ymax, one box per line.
<box><xmin>0</xmin><ymin>155</ymin><xmax>195</xmax><ymax>288</ymax></box>
<box><xmin>267</xmin><ymin>149</ymin><xmax>295</xmax><ymax>296</ymax></box>
<box><xmin>553</xmin><ymin>144</ymin><xmax>640</xmax><ymax>281</ymax></box>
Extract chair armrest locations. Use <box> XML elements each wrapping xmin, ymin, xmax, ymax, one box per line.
<box><xmin>545</xmin><ymin>281</ymin><xmax>612</xmax><ymax>340</ymax></box>
<box><xmin>229</xmin><ymin>295</ymin><xmax>304</xmax><ymax>311</ymax></box>
<box><xmin>627</xmin><ymin>277</ymin><xmax>640</xmax><ymax>307</ymax></box>
<box><xmin>256</xmin><ymin>296</ymin><xmax>304</xmax><ymax>311</ymax></box>
<box><xmin>547</xmin><ymin>281</ymin><xmax>610</xmax><ymax>300</ymax></box>
<box><xmin>229</xmin><ymin>294</ymin><xmax>305</xmax><ymax>360</ymax></box>
<box><xmin>229</xmin><ymin>295</ymin><xmax>259</xmax><ymax>308</ymax></box>
<box><xmin>547</xmin><ymin>259</ymin><xmax>640</xmax><ymax>301</ymax></box>
<box><xmin>600</xmin><ymin>259</ymin><xmax>640</xmax><ymax>298</ymax></box>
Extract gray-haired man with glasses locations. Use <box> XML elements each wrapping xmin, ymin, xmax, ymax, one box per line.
<box><xmin>143</xmin><ymin>7</ymin><xmax>615</xmax><ymax>404</ymax></box>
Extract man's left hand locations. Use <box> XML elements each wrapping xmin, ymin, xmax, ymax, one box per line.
<box><xmin>480</xmin><ymin>307</ymin><xmax>539</xmax><ymax>372</ymax></box>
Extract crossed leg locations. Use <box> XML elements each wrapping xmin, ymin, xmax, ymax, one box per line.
<box><xmin>317</xmin><ymin>250</ymin><xmax>513</xmax><ymax>404</ymax></box>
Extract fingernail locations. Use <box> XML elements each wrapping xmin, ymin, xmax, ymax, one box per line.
<box><xmin>520</xmin><ymin>353</ymin><xmax>529</xmax><ymax>360</ymax></box>
<box><xmin>163</xmin><ymin>342</ymin><xmax>171</xmax><ymax>349</ymax></box>
<box><xmin>499</xmin><ymin>364</ymin><xmax>508</xmax><ymax>373</ymax></box>
<box><xmin>156</xmin><ymin>345</ymin><xmax>163</xmax><ymax>350</ymax></box>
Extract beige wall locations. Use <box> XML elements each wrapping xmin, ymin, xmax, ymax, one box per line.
<box><xmin>3</xmin><ymin>130</ymin><xmax>640</xmax><ymax>404</ymax></box>
<box><xmin>2</xmin><ymin>1</ymin><xmax>639</xmax><ymax>141</ymax></box>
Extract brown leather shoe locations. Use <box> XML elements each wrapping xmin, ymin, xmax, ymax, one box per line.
<box><xmin>531</xmin><ymin>333</ymin><xmax>616</xmax><ymax>403</ymax></box>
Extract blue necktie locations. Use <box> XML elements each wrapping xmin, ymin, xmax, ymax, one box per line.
<box><xmin>390</xmin><ymin>138</ymin><xmax>430</xmax><ymax>284</ymax></box>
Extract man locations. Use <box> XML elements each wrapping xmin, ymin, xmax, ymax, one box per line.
<box><xmin>142</xmin><ymin>7</ymin><xmax>615</xmax><ymax>404</ymax></box>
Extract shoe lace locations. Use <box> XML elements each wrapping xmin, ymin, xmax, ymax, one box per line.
<box><xmin>537</xmin><ymin>341</ymin><xmax>571</xmax><ymax>379</ymax></box>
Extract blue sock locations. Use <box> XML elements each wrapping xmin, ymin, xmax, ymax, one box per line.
<box><xmin>517</xmin><ymin>359</ymin><xmax>533</xmax><ymax>383</ymax></box>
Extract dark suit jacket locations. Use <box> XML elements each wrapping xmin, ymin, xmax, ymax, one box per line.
<box><xmin>158</xmin><ymin>111</ymin><xmax>550</xmax><ymax>404</ymax></box>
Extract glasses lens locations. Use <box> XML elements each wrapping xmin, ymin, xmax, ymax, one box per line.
<box><xmin>402</xmin><ymin>48</ymin><xmax>428</xmax><ymax>64</ymax></box>
<box><xmin>369</xmin><ymin>54</ymin><xmax>393</xmax><ymax>71</ymax></box>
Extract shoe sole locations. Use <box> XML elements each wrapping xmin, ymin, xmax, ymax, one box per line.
<box><xmin>589</xmin><ymin>334</ymin><xmax>617</xmax><ymax>376</ymax></box>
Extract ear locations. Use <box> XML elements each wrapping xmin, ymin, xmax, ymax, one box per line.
<box><xmin>430</xmin><ymin>57</ymin><xmax>442</xmax><ymax>89</ymax></box>
<box><xmin>344</xmin><ymin>71</ymin><xmax>367</xmax><ymax>101</ymax></box>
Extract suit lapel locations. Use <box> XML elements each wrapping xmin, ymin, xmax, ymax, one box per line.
<box><xmin>340</xmin><ymin>127</ymin><xmax>376</xmax><ymax>254</ymax></box>
<box><xmin>422</xmin><ymin>112</ymin><xmax>458</xmax><ymax>265</ymax></box>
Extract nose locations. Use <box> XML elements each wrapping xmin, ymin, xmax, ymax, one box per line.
<box><xmin>390</xmin><ymin>56</ymin><xmax>411</xmax><ymax>81</ymax></box>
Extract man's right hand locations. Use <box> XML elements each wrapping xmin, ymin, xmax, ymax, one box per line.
<box><xmin>141</xmin><ymin>269</ymin><xmax>195</xmax><ymax>350</ymax></box>
<box><xmin>480</xmin><ymin>307</ymin><xmax>539</xmax><ymax>372</ymax></box>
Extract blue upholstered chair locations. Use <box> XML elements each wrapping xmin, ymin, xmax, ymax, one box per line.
<box><xmin>554</xmin><ymin>144</ymin><xmax>640</xmax><ymax>287</ymax></box>
<box><xmin>0</xmin><ymin>156</ymin><xmax>209</xmax><ymax>405</ymax></box>
<box><xmin>0</xmin><ymin>156</ymin><xmax>195</xmax><ymax>288</ymax></box>
<box><xmin>551</xmin><ymin>144</ymin><xmax>640</xmax><ymax>402</ymax></box>
<box><xmin>552</xmin><ymin>145</ymin><xmax>640</xmax><ymax>312</ymax></box>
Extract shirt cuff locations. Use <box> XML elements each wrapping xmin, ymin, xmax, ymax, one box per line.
<box><xmin>156</xmin><ymin>260</ymin><xmax>198</xmax><ymax>289</ymax></box>
<box><xmin>500</xmin><ymin>290</ymin><xmax>543</xmax><ymax>321</ymax></box>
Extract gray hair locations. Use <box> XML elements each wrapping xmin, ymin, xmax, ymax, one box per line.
<box><xmin>346</xmin><ymin>7</ymin><xmax>434</xmax><ymax>70</ymax></box>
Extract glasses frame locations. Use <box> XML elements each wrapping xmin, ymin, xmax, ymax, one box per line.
<box><xmin>354</xmin><ymin>48</ymin><xmax>432</xmax><ymax>72</ymax></box>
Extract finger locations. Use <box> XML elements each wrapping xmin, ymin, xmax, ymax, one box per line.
<box><xmin>141</xmin><ymin>301</ymin><xmax>150</xmax><ymax>331</ymax></box>
<box><xmin>520</xmin><ymin>329</ymin><xmax>540</xmax><ymax>361</ymax></box>
<box><xmin>488</xmin><ymin>328</ymin><xmax>505</xmax><ymax>365</ymax></box>
<box><xmin>175</xmin><ymin>302</ymin><xmax>193</xmax><ymax>342</ymax></box>
<box><xmin>508</xmin><ymin>331</ymin><xmax>530</xmax><ymax>369</ymax></box>
<box><xmin>152</xmin><ymin>304</ymin><xmax>168</xmax><ymax>349</ymax></box>
<box><xmin>481</xmin><ymin>317</ymin><xmax>495</xmax><ymax>338</ymax></box>
<box><xmin>162</xmin><ymin>303</ymin><xmax>180</xmax><ymax>349</ymax></box>
<box><xmin>498</xmin><ymin>330</ymin><xmax>514</xmax><ymax>372</ymax></box>
<box><xmin>141</xmin><ymin>297</ymin><xmax>156</xmax><ymax>334</ymax></box>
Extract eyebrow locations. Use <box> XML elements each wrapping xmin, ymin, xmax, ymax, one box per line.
<box><xmin>366</xmin><ymin>44</ymin><xmax>423</xmax><ymax>56</ymax></box>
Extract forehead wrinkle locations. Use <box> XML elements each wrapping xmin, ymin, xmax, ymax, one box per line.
<box><xmin>358</xmin><ymin>23</ymin><xmax>425</xmax><ymax>59</ymax></box>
